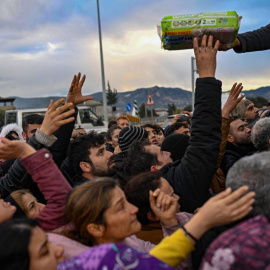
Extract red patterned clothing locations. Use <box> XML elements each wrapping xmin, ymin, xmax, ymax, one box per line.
<box><xmin>201</xmin><ymin>215</ymin><xmax>270</xmax><ymax>270</ymax></box>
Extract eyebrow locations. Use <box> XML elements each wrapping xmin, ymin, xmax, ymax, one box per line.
<box><xmin>39</xmin><ymin>238</ymin><xmax>48</xmax><ymax>254</ymax></box>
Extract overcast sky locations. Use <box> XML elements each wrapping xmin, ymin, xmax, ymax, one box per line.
<box><xmin>0</xmin><ymin>0</ymin><xmax>269</xmax><ymax>98</ymax></box>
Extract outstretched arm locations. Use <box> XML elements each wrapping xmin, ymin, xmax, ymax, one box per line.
<box><xmin>0</xmin><ymin>138</ymin><xmax>72</xmax><ymax>230</ymax></box>
<box><xmin>168</xmin><ymin>35</ymin><xmax>222</xmax><ymax>213</ymax></box>
<box><xmin>210</xmin><ymin>83</ymin><xmax>245</xmax><ymax>193</ymax></box>
<box><xmin>219</xmin><ymin>23</ymin><xmax>270</xmax><ymax>53</ymax></box>
<box><xmin>149</xmin><ymin>186</ymin><xmax>255</xmax><ymax>267</ymax></box>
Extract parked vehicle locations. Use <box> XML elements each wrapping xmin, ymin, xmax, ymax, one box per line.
<box><xmin>4</xmin><ymin>106</ymin><xmax>107</xmax><ymax>133</ymax></box>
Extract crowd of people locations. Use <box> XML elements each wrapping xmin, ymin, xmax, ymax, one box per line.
<box><xmin>0</xmin><ymin>23</ymin><xmax>270</xmax><ymax>270</ymax></box>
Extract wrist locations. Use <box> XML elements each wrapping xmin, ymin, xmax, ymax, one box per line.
<box><xmin>199</xmin><ymin>73</ymin><xmax>215</xmax><ymax>78</ymax></box>
<box><xmin>161</xmin><ymin>217</ymin><xmax>178</xmax><ymax>227</ymax></box>
<box><xmin>19</xmin><ymin>147</ymin><xmax>36</xmax><ymax>160</ymax></box>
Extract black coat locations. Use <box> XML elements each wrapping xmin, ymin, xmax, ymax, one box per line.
<box><xmin>220</xmin><ymin>142</ymin><xmax>255</xmax><ymax>177</ymax></box>
<box><xmin>234</xmin><ymin>23</ymin><xmax>270</xmax><ymax>53</ymax></box>
<box><xmin>160</xmin><ymin>77</ymin><xmax>222</xmax><ymax>213</ymax></box>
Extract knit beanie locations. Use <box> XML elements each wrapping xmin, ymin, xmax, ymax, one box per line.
<box><xmin>231</xmin><ymin>99</ymin><xmax>252</xmax><ymax>119</ymax></box>
<box><xmin>118</xmin><ymin>126</ymin><xmax>148</xmax><ymax>152</ymax></box>
<box><xmin>161</xmin><ymin>133</ymin><xmax>190</xmax><ymax>162</ymax></box>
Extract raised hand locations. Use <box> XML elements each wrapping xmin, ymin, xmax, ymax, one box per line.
<box><xmin>222</xmin><ymin>82</ymin><xmax>245</xmax><ymax>118</ymax></box>
<box><xmin>171</xmin><ymin>115</ymin><xmax>182</xmax><ymax>125</ymax></box>
<box><xmin>39</xmin><ymin>98</ymin><xmax>75</xmax><ymax>136</ymax></box>
<box><xmin>193</xmin><ymin>35</ymin><xmax>219</xmax><ymax>78</ymax></box>
<box><xmin>0</xmin><ymin>137</ymin><xmax>36</xmax><ymax>160</ymax></box>
<box><xmin>182</xmin><ymin>111</ymin><xmax>193</xmax><ymax>118</ymax></box>
<box><xmin>149</xmin><ymin>189</ymin><xmax>179</xmax><ymax>226</ymax></box>
<box><xmin>182</xmin><ymin>186</ymin><xmax>255</xmax><ymax>244</ymax></box>
<box><xmin>66</xmin><ymin>72</ymin><xmax>93</xmax><ymax>108</ymax></box>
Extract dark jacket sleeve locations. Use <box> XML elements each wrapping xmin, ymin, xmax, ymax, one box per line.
<box><xmin>234</xmin><ymin>23</ymin><xmax>270</xmax><ymax>53</ymax></box>
<box><xmin>164</xmin><ymin>77</ymin><xmax>222</xmax><ymax>213</ymax></box>
<box><xmin>49</xmin><ymin>107</ymin><xmax>78</xmax><ymax>167</ymax></box>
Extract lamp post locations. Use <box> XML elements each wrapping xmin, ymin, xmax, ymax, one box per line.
<box><xmin>96</xmin><ymin>0</ymin><xmax>108</xmax><ymax>123</ymax></box>
<box><xmin>191</xmin><ymin>57</ymin><xmax>198</xmax><ymax>111</ymax></box>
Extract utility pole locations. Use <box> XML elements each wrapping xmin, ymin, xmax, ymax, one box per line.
<box><xmin>96</xmin><ymin>0</ymin><xmax>108</xmax><ymax>122</ymax></box>
<box><xmin>191</xmin><ymin>56</ymin><xmax>198</xmax><ymax>111</ymax></box>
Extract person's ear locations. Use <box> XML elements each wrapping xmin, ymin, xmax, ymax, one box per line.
<box><xmin>80</xmin><ymin>161</ymin><xmax>91</xmax><ymax>173</ymax></box>
<box><xmin>150</xmin><ymin>165</ymin><xmax>161</xmax><ymax>171</ymax></box>
<box><xmin>227</xmin><ymin>134</ymin><xmax>234</xmax><ymax>143</ymax></box>
<box><xmin>86</xmin><ymin>223</ymin><xmax>105</xmax><ymax>238</ymax></box>
<box><xmin>22</xmin><ymin>131</ymin><xmax>26</xmax><ymax>141</ymax></box>
<box><xmin>146</xmin><ymin>211</ymin><xmax>160</xmax><ymax>222</ymax></box>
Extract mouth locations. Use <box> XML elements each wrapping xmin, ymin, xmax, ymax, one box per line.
<box><xmin>152</xmin><ymin>140</ymin><xmax>158</xmax><ymax>144</ymax></box>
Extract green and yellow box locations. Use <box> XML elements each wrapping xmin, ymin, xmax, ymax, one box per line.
<box><xmin>159</xmin><ymin>11</ymin><xmax>241</xmax><ymax>50</ymax></box>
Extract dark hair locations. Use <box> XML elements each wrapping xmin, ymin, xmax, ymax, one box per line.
<box><xmin>64</xmin><ymin>178</ymin><xmax>118</xmax><ymax>246</ymax></box>
<box><xmin>106</xmin><ymin>125</ymin><xmax>121</xmax><ymax>141</ymax></box>
<box><xmin>22</xmin><ymin>114</ymin><xmax>44</xmax><ymax>133</ymax></box>
<box><xmin>164</xmin><ymin>122</ymin><xmax>188</xmax><ymax>137</ymax></box>
<box><xmin>123</xmin><ymin>141</ymin><xmax>161</xmax><ymax>180</ymax></box>
<box><xmin>125</xmin><ymin>171</ymin><xmax>161</xmax><ymax>225</ymax></box>
<box><xmin>108</xmin><ymin>120</ymin><xmax>117</xmax><ymax>129</ymax></box>
<box><xmin>142</xmin><ymin>123</ymin><xmax>158</xmax><ymax>130</ymax></box>
<box><xmin>0</xmin><ymin>218</ymin><xmax>38</xmax><ymax>270</ymax></box>
<box><xmin>69</xmin><ymin>131</ymin><xmax>105</xmax><ymax>175</ymax></box>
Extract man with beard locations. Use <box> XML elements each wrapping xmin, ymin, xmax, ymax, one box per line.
<box><xmin>220</xmin><ymin>118</ymin><xmax>255</xmax><ymax>176</ymax></box>
<box><xmin>68</xmin><ymin>131</ymin><xmax>115</xmax><ymax>186</ymax></box>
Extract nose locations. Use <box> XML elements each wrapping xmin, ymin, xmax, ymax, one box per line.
<box><xmin>246</xmin><ymin>127</ymin><xmax>251</xmax><ymax>133</ymax></box>
<box><xmin>51</xmin><ymin>243</ymin><xmax>64</xmax><ymax>261</ymax></box>
<box><xmin>129</xmin><ymin>202</ymin><xmax>138</xmax><ymax>214</ymax></box>
<box><xmin>106</xmin><ymin>150</ymin><xmax>113</xmax><ymax>159</ymax></box>
<box><xmin>38</xmin><ymin>202</ymin><xmax>46</xmax><ymax>212</ymax></box>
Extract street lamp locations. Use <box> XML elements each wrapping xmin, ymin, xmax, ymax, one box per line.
<box><xmin>191</xmin><ymin>57</ymin><xmax>198</xmax><ymax>111</ymax></box>
<box><xmin>96</xmin><ymin>0</ymin><xmax>108</xmax><ymax>123</ymax></box>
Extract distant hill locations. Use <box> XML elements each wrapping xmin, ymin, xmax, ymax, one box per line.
<box><xmin>8</xmin><ymin>85</ymin><xmax>270</xmax><ymax>111</ymax></box>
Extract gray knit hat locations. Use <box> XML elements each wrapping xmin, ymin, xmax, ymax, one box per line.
<box><xmin>231</xmin><ymin>99</ymin><xmax>252</xmax><ymax>119</ymax></box>
<box><xmin>118</xmin><ymin>126</ymin><xmax>148</xmax><ymax>152</ymax></box>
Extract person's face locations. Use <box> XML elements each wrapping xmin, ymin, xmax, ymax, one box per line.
<box><xmin>28</xmin><ymin>226</ymin><xmax>64</xmax><ymax>270</ymax></box>
<box><xmin>111</xmin><ymin>129</ymin><xmax>121</xmax><ymax>148</ymax></box>
<box><xmin>228</xmin><ymin>119</ymin><xmax>251</xmax><ymax>145</ymax></box>
<box><xmin>159</xmin><ymin>177</ymin><xmax>180</xmax><ymax>212</ymax></box>
<box><xmin>0</xmin><ymin>199</ymin><xmax>16</xmax><ymax>223</ymax></box>
<box><xmin>117</xmin><ymin>119</ymin><xmax>129</xmax><ymax>129</ymax></box>
<box><xmin>245</xmin><ymin>103</ymin><xmax>259</xmax><ymax>120</ymax></box>
<box><xmin>22</xmin><ymin>193</ymin><xmax>46</xmax><ymax>219</ymax></box>
<box><xmin>102</xmin><ymin>186</ymin><xmax>141</xmax><ymax>242</ymax></box>
<box><xmin>89</xmin><ymin>144</ymin><xmax>114</xmax><ymax>177</ymax></box>
<box><xmin>174</xmin><ymin>126</ymin><xmax>190</xmax><ymax>136</ymax></box>
<box><xmin>26</xmin><ymin>124</ymin><xmax>42</xmax><ymax>141</ymax></box>
<box><xmin>144</xmin><ymin>127</ymin><xmax>158</xmax><ymax>145</ymax></box>
<box><xmin>144</xmin><ymin>144</ymin><xmax>172</xmax><ymax>168</ymax></box>
<box><xmin>156</xmin><ymin>130</ymin><xmax>165</xmax><ymax>146</ymax></box>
